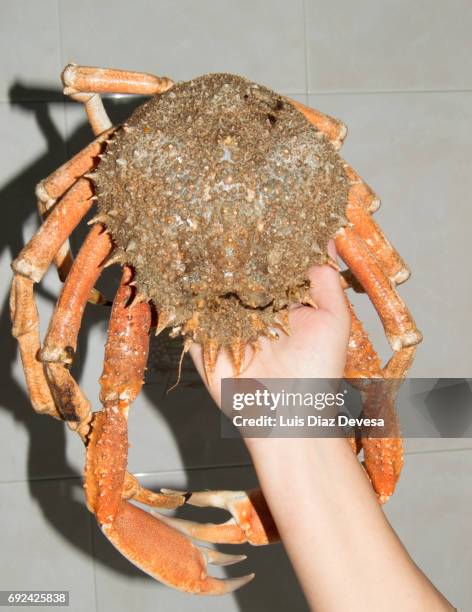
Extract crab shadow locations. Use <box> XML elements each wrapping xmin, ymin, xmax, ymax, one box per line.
<box><xmin>0</xmin><ymin>84</ymin><xmax>308</xmax><ymax>611</ymax></box>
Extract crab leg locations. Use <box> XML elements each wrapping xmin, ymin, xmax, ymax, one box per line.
<box><xmin>42</xmin><ymin>223</ymin><xmax>111</xmax><ymax>359</ymax></box>
<box><xmin>61</xmin><ymin>66</ymin><xmax>112</xmax><ymax>136</ymax></box>
<box><xmin>36</xmin><ymin>129</ymin><xmax>113</xmax><ymax>214</ymax></box>
<box><xmin>287</xmin><ymin>98</ymin><xmax>347</xmax><ymax>150</ymax></box>
<box><xmin>41</xmin><ymin>224</ymin><xmax>112</xmax><ymax>437</ymax></box>
<box><xmin>10</xmin><ymin>176</ymin><xmax>98</xmax><ymax>418</ymax></box>
<box><xmin>344</xmin><ymin>301</ymin><xmax>416</xmax><ymax>502</ymax></box>
<box><xmin>122</xmin><ymin>473</ymin><xmax>186</xmax><ymax>509</ymax></box>
<box><xmin>342</xmin><ymin>164</ymin><xmax>381</xmax><ymax>213</ymax></box>
<box><xmin>336</xmin><ymin>221</ymin><xmax>421</xmax><ymax>498</ymax></box>
<box><xmin>88</xmin><ymin>268</ymin><xmax>185</xmax><ymax>509</ymax></box>
<box><xmin>344</xmin><ymin>300</ymin><xmax>382</xmax><ymax>380</ymax></box>
<box><xmin>16</xmin><ymin>179</ymin><xmax>94</xmax><ymax>282</ymax></box>
<box><xmin>62</xmin><ymin>64</ymin><xmax>173</xmax><ymax>136</ymax></box>
<box><xmin>10</xmin><ymin>276</ymin><xmax>59</xmax><ymax>418</ymax></box>
<box><xmin>335</xmin><ymin>227</ymin><xmax>422</xmax><ymax>351</ymax></box>
<box><xmin>62</xmin><ymin>63</ymin><xmax>174</xmax><ymax>97</ymax></box>
<box><xmin>359</xmin><ymin>349</ymin><xmax>417</xmax><ymax>504</ymax></box>
<box><xmin>85</xmin><ymin>267</ymin><xmax>152</xmax><ymax>520</ymax></box>
<box><xmin>85</xmin><ymin>269</ymin><xmax>252</xmax><ymax>594</ymax></box>
<box><xmin>345</xmin><ymin>198</ymin><xmax>410</xmax><ymax>285</ymax></box>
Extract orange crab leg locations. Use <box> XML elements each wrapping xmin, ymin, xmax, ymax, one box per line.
<box><xmin>287</xmin><ymin>98</ymin><xmax>347</xmax><ymax>150</ymax></box>
<box><xmin>10</xmin><ymin>276</ymin><xmax>59</xmax><ymax>418</ymax></box>
<box><xmin>86</xmin><ymin>266</ymin><xmax>152</xmax><ymax>523</ymax></box>
<box><xmin>344</xmin><ymin>301</ymin><xmax>381</xmax><ymax>455</ymax></box>
<box><xmin>41</xmin><ymin>225</ymin><xmax>112</xmax><ymax>436</ymax></box>
<box><xmin>62</xmin><ymin>64</ymin><xmax>173</xmax><ymax>136</ymax></box>
<box><xmin>98</xmin><ymin>267</ymin><xmax>150</xmax><ymax>406</ymax></box>
<box><xmin>37</xmin><ymin>129</ymin><xmax>114</xmax><ymax>211</ymax></box>
<box><xmin>15</xmin><ymin>179</ymin><xmax>94</xmax><ymax>282</ymax></box>
<box><xmin>344</xmin><ymin>301</ymin><xmax>417</xmax><ymax>501</ymax></box>
<box><xmin>10</xmin><ymin>175</ymin><xmax>99</xmax><ymax>419</ymax></box>
<box><xmin>87</xmin><ymin>269</ymin><xmax>183</xmax><ymax>509</ymax></box>
<box><xmin>122</xmin><ymin>473</ymin><xmax>185</xmax><ymax>509</ymax></box>
<box><xmin>359</xmin><ymin>344</ymin><xmax>416</xmax><ymax>504</ymax></box>
<box><xmin>344</xmin><ymin>300</ymin><xmax>382</xmax><ymax>380</ymax></box>
<box><xmin>359</xmin><ymin>373</ymin><xmax>415</xmax><ymax>503</ymax></box>
<box><xmin>346</xmin><ymin>200</ymin><xmax>410</xmax><ymax>285</ymax></box>
<box><xmin>42</xmin><ymin>224</ymin><xmax>112</xmax><ymax>363</ymax></box>
<box><xmin>62</xmin><ymin>63</ymin><xmax>174</xmax><ymax>97</ymax></box>
<box><xmin>335</xmin><ymin>227</ymin><xmax>422</xmax><ymax>351</ymax></box>
<box><xmin>343</xmin><ymin>164</ymin><xmax>380</xmax><ymax>213</ymax></box>
<box><xmin>85</xmin><ymin>270</ymin><xmax>252</xmax><ymax>594</ymax></box>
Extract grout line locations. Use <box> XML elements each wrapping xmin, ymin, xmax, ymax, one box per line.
<box><xmin>4</xmin><ymin>447</ymin><xmax>472</xmax><ymax>485</ymax></box>
<box><xmin>55</xmin><ymin>0</ymin><xmax>69</xmax><ymax>155</ymax></box>
<box><xmin>0</xmin><ymin>97</ymin><xmax>65</xmax><ymax>105</ymax></box>
<box><xmin>0</xmin><ymin>474</ymin><xmax>83</xmax><ymax>485</ymax></box>
<box><xmin>56</xmin><ymin>0</ymin><xmax>64</xmax><ymax>71</ymax></box>
<box><xmin>307</xmin><ymin>88</ymin><xmax>472</xmax><ymax>97</ymax></box>
<box><xmin>404</xmin><ymin>446</ymin><xmax>472</xmax><ymax>457</ymax></box>
<box><xmin>53</xmin><ymin>0</ymin><xmax>67</xmax><ymax>167</ymax></box>
<box><xmin>0</xmin><ymin>461</ymin><xmax>255</xmax><ymax>485</ymax></box>
<box><xmin>54</xmin><ymin>0</ymin><xmax>63</xmax><ymax>80</ymax></box>
<box><xmin>4</xmin><ymin>448</ymin><xmax>472</xmax><ymax>485</ymax></box>
<box><xmin>89</xmin><ymin>512</ymin><xmax>100</xmax><ymax>612</ymax></box>
<box><xmin>131</xmin><ymin>461</ymin><xmax>254</xmax><ymax>478</ymax></box>
<box><xmin>302</xmin><ymin>0</ymin><xmax>310</xmax><ymax>97</ymax></box>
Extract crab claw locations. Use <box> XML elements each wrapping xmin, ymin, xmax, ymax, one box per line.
<box><xmin>199</xmin><ymin>547</ymin><xmax>247</xmax><ymax>566</ymax></box>
<box><xmin>158</xmin><ymin>488</ymin><xmax>279</xmax><ymax>546</ymax></box>
<box><xmin>101</xmin><ymin>500</ymin><xmax>254</xmax><ymax>594</ymax></box>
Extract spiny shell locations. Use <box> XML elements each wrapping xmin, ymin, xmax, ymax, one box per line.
<box><xmin>93</xmin><ymin>73</ymin><xmax>348</xmax><ymax>354</ymax></box>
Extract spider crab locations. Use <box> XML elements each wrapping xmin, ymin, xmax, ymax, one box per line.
<box><xmin>10</xmin><ymin>64</ymin><xmax>422</xmax><ymax>594</ymax></box>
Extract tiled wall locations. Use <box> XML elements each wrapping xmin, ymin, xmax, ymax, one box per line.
<box><xmin>1</xmin><ymin>1</ymin><xmax>471</xmax><ymax>610</ymax></box>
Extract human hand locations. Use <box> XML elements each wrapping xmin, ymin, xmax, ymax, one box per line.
<box><xmin>189</xmin><ymin>241</ymin><xmax>351</xmax><ymax>406</ymax></box>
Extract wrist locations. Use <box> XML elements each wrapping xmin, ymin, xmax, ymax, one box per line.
<box><xmin>245</xmin><ymin>435</ymin><xmax>352</xmax><ymax>466</ymax></box>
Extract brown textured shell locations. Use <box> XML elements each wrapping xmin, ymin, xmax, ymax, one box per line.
<box><xmin>93</xmin><ymin>73</ymin><xmax>348</xmax><ymax>350</ymax></box>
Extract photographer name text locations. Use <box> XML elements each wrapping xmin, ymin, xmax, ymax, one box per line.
<box><xmin>232</xmin><ymin>414</ymin><xmax>385</xmax><ymax>428</ymax></box>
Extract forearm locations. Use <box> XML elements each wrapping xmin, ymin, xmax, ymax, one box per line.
<box><xmin>246</xmin><ymin>436</ymin><xmax>454</xmax><ymax>612</ymax></box>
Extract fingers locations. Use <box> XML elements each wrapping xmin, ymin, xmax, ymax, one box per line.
<box><xmin>188</xmin><ymin>342</ymin><xmax>208</xmax><ymax>383</ymax></box>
